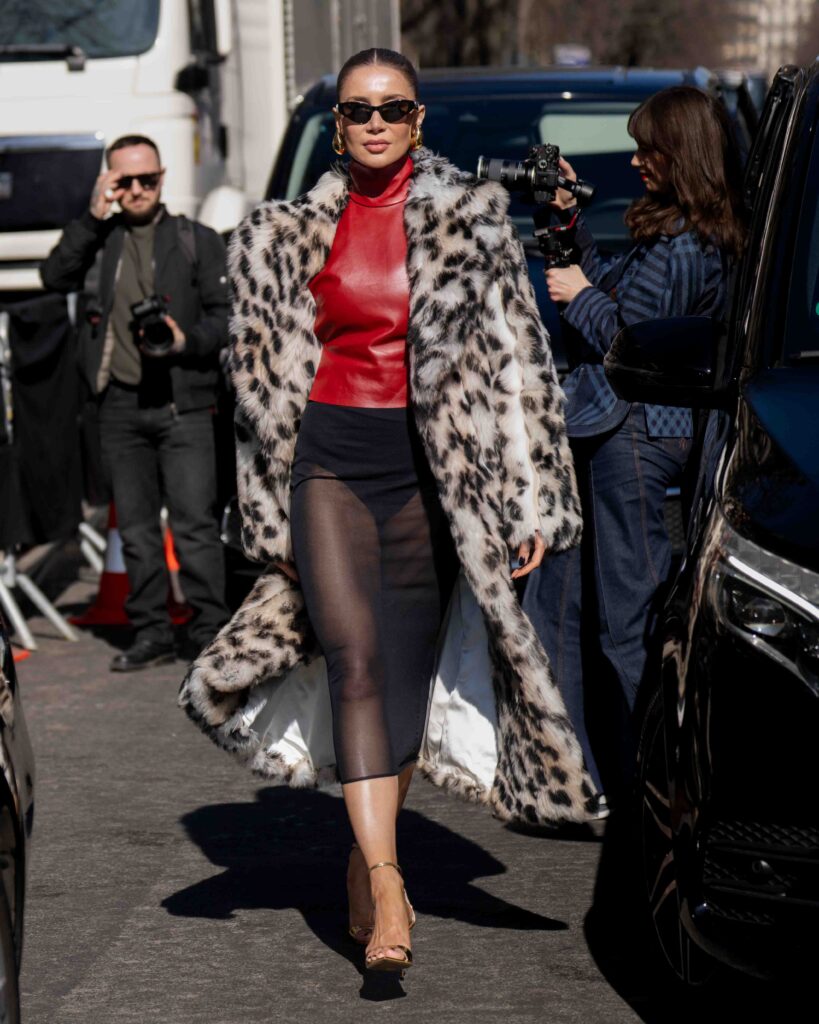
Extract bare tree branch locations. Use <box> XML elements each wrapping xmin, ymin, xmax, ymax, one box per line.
<box><xmin>401</xmin><ymin>1</ymin><xmax>819</xmax><ymax>72</ymax></box>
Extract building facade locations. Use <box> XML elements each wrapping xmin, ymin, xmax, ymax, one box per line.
<box><xmin>723</xmin><ymin>0</ymin><xmax>816</xmax><ymax>73</ymax></box>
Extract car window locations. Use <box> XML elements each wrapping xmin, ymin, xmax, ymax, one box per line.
<box><xmin>728</xmin><ymin>70</ymin><xmax>797</xmax><ymax>364</ymax></box>
<box><xmin>743</xmin><ymin>72</ymin><xmax>796</xmax><ymax>212</ymax></box>
<box><xmin>538</xmin><ymin>106</ymin><xmax>634</xmax><ymax>155</ymax></box>
<box><xmin>782</xmin><ymin>112</ymin><xmax>819</xmax><ymax>365</ymax></box>
<box><xmin>0</xmin><ymin>0</ymin><xmax>160</xmax><ymax>59</ymax></box>
<box><xmin>280</xmin><ymin>97</ymin><xmax>643</xmax><ymax>250</ymax></box>
<box><xmin>284</xmin><ymin>112</ymin><xmax>335</xmax><ymax>200</ymax></box>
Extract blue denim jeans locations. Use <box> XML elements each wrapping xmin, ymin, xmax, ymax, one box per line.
<box><xmin>523</xmin><ymin>405</ymin><xmax>691</xmax><ymax>793</ymax></box>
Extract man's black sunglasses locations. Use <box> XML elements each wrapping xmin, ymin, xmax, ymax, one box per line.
<box><xmin>336</xmin><ymin>99</ymin><xmax>419</xmax><ymax>125</ymax></box>
<box><xmin>117</xmin><ymin>172</ymin><xmax>162</xmax><ymax>191</ymax></box>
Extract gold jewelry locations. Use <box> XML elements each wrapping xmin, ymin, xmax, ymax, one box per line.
<box><xmin>411</xmin><ymin>127</ymin><xmax>423</xmax><ymax>151</ymax></box>
<box><xmin>332</xmin><ymin>129</ymin><xmax>346</xmax><ymax>155</ymax></box>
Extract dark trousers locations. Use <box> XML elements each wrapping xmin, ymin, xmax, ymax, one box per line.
<box><xmin>99</xmin><ymin>384</ymin><xmax>228</xmax><ymax>647</ymax></box>
<box><xmin>523</xmin><ymin>405</ymin><xmax>691</xmax><ymax>794</ymax></box>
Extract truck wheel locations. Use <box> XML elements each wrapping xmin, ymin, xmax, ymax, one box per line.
<box><xmin>0</xmin><ymin>883</ymin><xmax>20</xmax><ymax>1024</ymax></box>
<box><xmin>637</xmin><ymin>686</ymin><xmax>715</xmax><ymax>988</ymax></box>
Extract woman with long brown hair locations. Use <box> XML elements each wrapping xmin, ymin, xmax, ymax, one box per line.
<box><xmin>524</xmin><ymin>85</ymin><xmax>746</xmax><ymax>806</ymax></box>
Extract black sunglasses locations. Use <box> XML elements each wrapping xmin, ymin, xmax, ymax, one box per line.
<box><xmin>336</xmin><ymin>99</ymin><xmax>419</xmax><ymax>125</ymax></box>
<box><xmin>117</xmin><ymin>172</ymin><xmax>162</xmax><ymax>191</ymax></box>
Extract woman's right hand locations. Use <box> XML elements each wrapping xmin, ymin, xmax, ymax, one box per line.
<box><xmin>273</xmin><ymin>560</ymin><xmax>300</xmax><ymax>582</ymax></box>
<box><xmin>550</xmin><ymin>157</ymin><xmax>579</xmax><ymax>212</ymax></box>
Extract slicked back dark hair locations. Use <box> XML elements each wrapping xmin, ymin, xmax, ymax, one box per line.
<box><xmin>336</xmin><ymin>48</ymin><xmax>418</xmax><ymax>100</ymax></box>
<box><xmin>105</xmin><ymin>134</ymin><xmax>161</xmax><ymax>167</ymax></box>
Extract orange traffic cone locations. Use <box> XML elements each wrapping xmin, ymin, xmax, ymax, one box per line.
<box><xmin>164</xmin><ymin>525</ymin><xmax>192</xmax><ymax>625</ymax></box>
<box><xmin>72</xmin><ymin>506</ymin><xmax>194</xmax><ymax>628</ymax></box>
<box><xmin>12</xmin><ymin>648</ymin><xmax>31</xmax><ymax>664</ymax></box>
<box><xmin>71</xmin><ymin>504</ymin><xmax>131</xmax><ymax>626</ymax></box>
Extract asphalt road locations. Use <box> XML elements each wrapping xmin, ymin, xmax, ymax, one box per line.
<box><xmin>13</xmin><ymin>552</ymin><xmax>807</xmax><ymax>1024</ymax></box>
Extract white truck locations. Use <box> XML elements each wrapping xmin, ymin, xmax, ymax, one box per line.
<box><xmin>0</xmin><ymin>0</ymin><xmax>399</xmax><ymax>292</ymax></box>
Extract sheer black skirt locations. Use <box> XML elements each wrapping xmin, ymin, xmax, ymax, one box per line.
<box><xmin>290</xmin><ymin>402</ymin><xmax>457</xmax><ymax>784</ymax></box>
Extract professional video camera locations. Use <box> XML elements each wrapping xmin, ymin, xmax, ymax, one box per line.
<box><xmin>477</xmin><ymin>143</ymin><xmax>596</xmax><ymax>269</ymax></box>
<box><xmin>477</xmin><ymin>144</ymin><xmax>595</xmax><ymax>206</ymax></box>
<box><xmin>130</xmin><ymin>294</ymin><xmax>174</xmax><ymax>356</ymax></box>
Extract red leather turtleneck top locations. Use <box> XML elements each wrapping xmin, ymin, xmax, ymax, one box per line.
<box><xmin>308</xmin><ymin>154</ymin><xmax>412</xmax><ymax>407</ymax></box>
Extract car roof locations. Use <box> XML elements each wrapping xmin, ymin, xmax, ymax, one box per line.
<box><xmin>301</xmin><ymin>65</ymin><xmax>717</xmax><ymax>105</ymax></box>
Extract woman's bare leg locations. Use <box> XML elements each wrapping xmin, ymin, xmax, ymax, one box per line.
<box><xmin>347</xmin><ymin>762</ymin><xmax>416</xmax><ymax>940</ymax></box>
<box><xmin>344</xmin><ymin>771</ymin><xmax>414</xmax><ymax>963</ymax></box>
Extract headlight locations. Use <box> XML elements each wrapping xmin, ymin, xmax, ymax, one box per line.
<box><xmin>705</xmin><ymin>505</ymin><xmax>819</xmax><ymax>695</ymax></box>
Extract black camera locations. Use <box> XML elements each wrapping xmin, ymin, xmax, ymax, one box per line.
<box><xmin>477</xmin><ymin>144</ymin><xmax>596</xmax><ymax>270</ymax></box>
<box><xmin>477</xmin><ymin>144</ymin><xmax>595</xmax><ymax>207</ymax></box>
<box><xmin>130</xmin><ymin>294</ymin><xmax>174</xmax><ymax>356</ymax></box>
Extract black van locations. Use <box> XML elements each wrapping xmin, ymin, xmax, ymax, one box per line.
<box><xmin>605</xmin><ymin>62</ymin><xmax>819</xmax><ymax>984</ymax></box>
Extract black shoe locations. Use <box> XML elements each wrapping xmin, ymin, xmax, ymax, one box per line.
<box><xmin>110</xmin><ymin>639</ymin><xmax>175</xmax><ymax>673</ymax></box>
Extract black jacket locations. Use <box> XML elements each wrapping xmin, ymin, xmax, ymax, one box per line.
<box><xmin>40</xmin><ymin>207</ymin><xmax>229</xmax><ymax>412</ymax></box>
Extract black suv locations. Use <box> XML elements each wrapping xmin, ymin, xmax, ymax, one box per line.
<box><xmin>267</xmin><ymin>66</ymin><xmax>758</xmax><ymax>373</ymax></box>
<box><xmin>606</xmin><ymin>62</ymin><xmax>819</xmax><ymax>984</ymax></box>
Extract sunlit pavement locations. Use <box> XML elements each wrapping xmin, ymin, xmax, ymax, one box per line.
<box><xmin>14</xmin><ymin>546</ymin><xmax>804</xmax><ymax>1024</ymax></box>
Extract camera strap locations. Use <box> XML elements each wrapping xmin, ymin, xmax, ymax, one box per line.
<box><xmin>80</xmin><ymin>215</ymin><xmax>199</xmax><ymax>333</ymax></box>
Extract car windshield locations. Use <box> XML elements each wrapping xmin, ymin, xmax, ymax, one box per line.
<box><xmin>783</xmin><ymin>120</ymin><xmax>819</xmax><ymax>365</ymax></box>
<box><xmin>283</xmin><ymin>96</ymin><xmax>642</xmax><ymax>249</ymax></box>
<box><xmin>0</xmin><ymin>0</ymin><xmax>160</xmax><ymax>60</ymax></box>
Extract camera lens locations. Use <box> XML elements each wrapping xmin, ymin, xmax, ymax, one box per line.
<box><xmin>477</xmin><ymin>156</ymin><xmax>529</xmax><ymax>189</ymax></box>
<box><xmin>141</xmin><ymin>319</ymin><xmax>174</xmax><ymax>355</ymax></box>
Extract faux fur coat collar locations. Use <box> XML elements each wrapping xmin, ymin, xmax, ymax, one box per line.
<box><xmin>179</xmin><ymin>149</ymin><xmax>597</xmax><ymax>824</ymax></box>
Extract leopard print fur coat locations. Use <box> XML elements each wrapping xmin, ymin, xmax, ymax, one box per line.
<box><xmin>179</xmin><ymin>149</ymin><xmax>597</xmax><ymax>824</ymax></box>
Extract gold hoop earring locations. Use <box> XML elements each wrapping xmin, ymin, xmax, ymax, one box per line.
<box><xmin>411</xmin><ymin>127</ymin><xmax>423</xmax><ymax>151</ymax></box>
<box><xmin>332</xmin><ymin>130</ymin><xmax>346</xmax><ymax>156</ymax></box>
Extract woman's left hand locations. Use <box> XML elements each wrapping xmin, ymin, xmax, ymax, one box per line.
<box><xmin>511</xmin><ymin>532</ymin><xmax>547</xmax><ymax>580</ymax></box>
<box><xmin>545</xmin><ymin>264</ymin><xmax>592</xmax><ymax>305</ymax></box>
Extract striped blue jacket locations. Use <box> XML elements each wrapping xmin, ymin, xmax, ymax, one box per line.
<box><xmin>560</xmin><ymin>211</ymin><xmax>727</xmax><ymax>439</ymax></box>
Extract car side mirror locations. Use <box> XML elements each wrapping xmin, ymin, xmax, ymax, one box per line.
<box><xmin>604</xmin><ymin>315</ymin><xmax>732</xmax><ymax>409</ymax></box>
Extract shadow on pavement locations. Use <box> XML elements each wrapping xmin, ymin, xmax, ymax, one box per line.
<box><xmin>60</xmin><ymin>620</ymin><xmax>134</xmax><ymax>651</ymax></box>
<box><xmin>162</xmin><ymin>787</ymin><xmax>567</xmax><ymax>998</ymax></box>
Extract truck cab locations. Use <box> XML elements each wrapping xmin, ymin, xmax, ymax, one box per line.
<box><xmin>0</xmin><ymin>0</ymin><xmax>257</xmax><ymax>293</ymax></box>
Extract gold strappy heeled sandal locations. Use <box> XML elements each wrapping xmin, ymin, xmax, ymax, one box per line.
<box><xmin>348</xmin><ymin>844</ymin><xmax>374</xmax><ymax>945</ymax></box>
<box><xmin>364</xmin><ymin>861</ymin><xmax>414</xmax><ymax>973</ymax></box>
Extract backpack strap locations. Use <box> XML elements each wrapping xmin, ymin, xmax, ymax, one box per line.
<box><xmin>175</xmin><ymin>215</ymin><xmax>198</xmax><ymax>281</ymax></box>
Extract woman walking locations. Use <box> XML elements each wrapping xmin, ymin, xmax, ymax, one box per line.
<box><xmin>524</xmin><ymin>86</ymin><xmax>746</xmax><ymax>802</ymax></box>
<box><xmin>181</xmin><ymin>48</ymin><xmax>596</xmax><ymax>974</ymax></box>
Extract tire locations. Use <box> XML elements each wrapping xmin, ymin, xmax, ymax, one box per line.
<box><xmin>636</xmin><ymin>685</ymin><xmax>716</xmax><ymax>989</ymax></box>
<box><xmin>0</xmin><ymin>882</ymin><xmax>20</xmax><ymax>1024</ymax></box>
